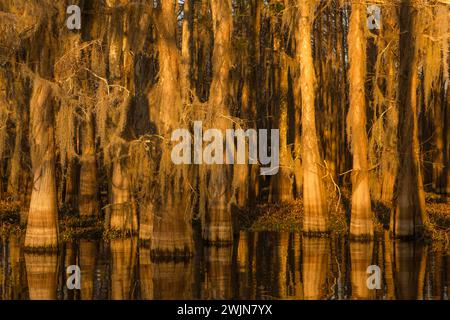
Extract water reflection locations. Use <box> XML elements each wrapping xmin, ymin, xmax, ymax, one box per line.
<box><xmin>303</xmin><ymin>237</ymin><xmax>330</xmax><ymax>300</ymax></box>
<box><xmin>153</xmin><ymin>261</ymin><xmax>193</xmax><ymax>299</ymax></box>
<box><xmin>110</xmin><ymin>238</ymin><xmax>137</xmax><ymax>299</ymax></box>
<box><xmin>0</xmin><ymin>232</ymin><xmax>448</xmax><ymax>300</ymax></box>
<box><xmin>447</xmin><ymin>252</ymin><xmax>450</xmax><ymax>299</ymax></box>
<box><xmin>79</xmin><ymin>240</ymin><xmax>97</xmax><ymax>300</ymax></box>
<box><xmin>394</xmin><ymin>241</ymin><xmax>427</xmax><ymax>300</ymax></box>
<box><xmin>382</xmin><ymin>234</ymin><xmax>396</xmax><ymax>299</ymax></box>
<box><xmin>203</xmin><ymin>246</ymin><xmax>232</xmax><ymax>299</ymax></box>
<box><xmin>1</xmin><ymin>235</ymin><xmax>25</xmax><ymax>299</ymax></box>
<box><xmin>138</xmin><ymin>247</ymin><xmax>153</xmax><ymax>300</ymax></box>
<box><xmin>350</xmin><ymin>242</ymin><xmax>374</xmax><ymax>299</ymax></box>
<box><xmin>24</xmin><ymin>253</ymin><xmax>57</xmax><ymax>300</ymax></box>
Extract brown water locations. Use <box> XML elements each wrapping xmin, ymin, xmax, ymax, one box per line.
<box><xmin>0</xmin><ymin>232</ymin><xmax>448</xmax><ymax>300</ymax></box>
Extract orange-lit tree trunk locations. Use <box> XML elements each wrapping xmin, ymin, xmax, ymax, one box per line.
<box><xmin>394</xmin><ymin>0</ymin><xmax>426</xmax><ymax>238</ymax></box>
<box><xmin>380</xmin><ymin>58</ymin><xmax>399</xmax><ymax>205</ymax></box>
<box><xmin>110</xmin><ymin>154</ymin><xmax>137</xmax><ymax>232</ymax></box>
<box><xmin>347</xmin><ymin>0</ymin><xmax>373</xmax><ymax>238</ymax></box>
<box><xmin>25</xmin><ymin>80</ymin><xmax>59</xmax><ymax>249</ymax></box>
<box><xmin>202</xmin><ymin>0</ymin><xmax>234</xmax><ymax>243</ymax></box>
<box><xmin>77</xmin><ymin>2</ymin><xmax>104</xmax><ymax>218</ymax></box>
<box><xmin>379</xmin><ymin>3</ymin><xmax>399</xmax><ymax>206</ymax></box>
<box><xmin>296</xmin><ymin>0</ymin><xmax>328</xmax><ymax>233</ymax></box>
<box><xmin>150</xmin><ymin>0</ymin><xmax>193</xmax><ymax>256</ymax></box>
<box><xmin>270</xmin><ymin>1</ymin><xmax>294</xmax><ymax>203</ymax></box>
<box><xmin>105</xmin><ymin>3</ymin><xmax>137</xmax><ymax>233</ymax></box>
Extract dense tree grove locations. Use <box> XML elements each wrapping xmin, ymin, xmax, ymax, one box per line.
<box><xmin>0</xmin><ymin>0</ymin><xmax>448</xmax><ymax>257</ymax></box>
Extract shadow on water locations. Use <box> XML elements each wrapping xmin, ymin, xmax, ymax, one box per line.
<box><xmin>0</xmin><ymin>232</ymin><xmax>448</xmax><ymax>300</ymax></box>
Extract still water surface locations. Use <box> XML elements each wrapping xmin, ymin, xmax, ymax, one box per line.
<box><xmin>0</xmin><ymin>232</ymin><xmax>448</xmax><ymax>300</ymax></box>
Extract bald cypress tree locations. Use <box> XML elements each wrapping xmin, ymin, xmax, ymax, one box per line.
<box><xmin>394</xmin><ymin>0</ymin><xmax>426</xmax><ymax>238</ymax></box>
<box><xmin>347</xmin><ymin>0</ymin><xmax>374</xmax><ymax>238</ymax></box>
<box><xmin>296</xmin><ymin>0</ymin><xmax>329</xmax><ymax>233</ymax></box>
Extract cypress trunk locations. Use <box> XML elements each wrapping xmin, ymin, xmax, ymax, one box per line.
<box><xmin>347</xmin><ymin>1</ymin><xmax>374</xmax><ymax>238</ymax></box>
<box><xmin>150</xmin><ymin>0</ymin><xmax>193</xmax><ymax>256</ymax></box>
<box><xmin>110</xmin><ymin>158</ymin><xmax>137</xmax><ymax>233</ymax></box>
<box><xmin>25</xmin><ymin>80</ymin><xmax>58</xmax><ymax>249</ymax></box>
<box><xmin>297</xmin><ymin>0</ymin><xmax>328</xmax><ymax>233</ymax></box>
<box><xmin>271</xmin><ymin>26</ymin><xmax>293</xmax><ymax>203</ymax></box>
<box><xmin>394</xmin><ymin>0</ymin><xmax>426</xmax><ymax>238</ymax></box>
<box><xmin>202</xmin><ymin>0</ymin><xmax>234</xmax><ymax>243</ymax></box>
<box><xmin>379</xmin><ymin>4</ymin><xmax>399</xmax><ymax>205</ymax></box>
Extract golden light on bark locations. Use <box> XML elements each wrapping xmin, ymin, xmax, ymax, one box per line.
<box><xmin>347</xmin><ymin>0</ymin><xmax>374</xmax><ymax>238</ymax></box>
